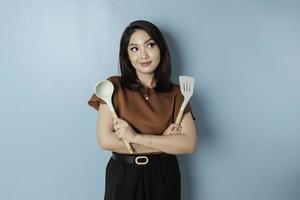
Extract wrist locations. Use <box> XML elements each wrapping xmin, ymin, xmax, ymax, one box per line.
<box><xmin>133</xmin><ymin>133</ymin><xmax>140</xmax><ymax>143</ymax></box>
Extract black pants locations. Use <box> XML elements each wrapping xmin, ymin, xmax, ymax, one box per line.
<box><xmin>104</xmin><ymin>152</ymin><xmax>181</xmax><ymax>200</ymax></box>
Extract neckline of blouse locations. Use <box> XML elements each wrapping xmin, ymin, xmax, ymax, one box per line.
<box><xmin>143</xmin><ymin>86</ymin><xmax>156</xmax><ymax>93</ymax></box>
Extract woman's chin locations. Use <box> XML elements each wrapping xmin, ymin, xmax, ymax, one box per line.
<box><xmin>136</xmin><ymin>66</ymin><xmax>157</xmax><ymax>74</ymax></box>
<box><xmin>137</xmin><ymin>69</ymin><xmax>155</xmax><ymax>75</ymax></box>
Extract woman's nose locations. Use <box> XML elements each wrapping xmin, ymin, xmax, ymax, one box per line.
<box><xmin>142</xmin><ymin>54</ymin><xmax>149</xmax><ymax>59</ymax></box>
<box><xmin>140</xmin><ymin>48</ymin><xmax>149</xmax><ymax>59</ymax></box>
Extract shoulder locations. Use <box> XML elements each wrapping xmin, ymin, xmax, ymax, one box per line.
<box><xmin>106</xmin><ymin>75</ymin><xmax>122</xmax><ymax>88</ymax></box>
<box><xmin>107</xmin><ymin>75</ymin><xmax>121</xmax><ymax>82</ymax></box>
<box><xmin>170</xmin><ymin>83</ymin><xmax>182</xmax><ymax>96</ymax></box>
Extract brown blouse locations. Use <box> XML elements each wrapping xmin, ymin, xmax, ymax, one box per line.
<box><xmin>88</xmin><ymin>76</ymin><xmax>195</xmax><ymax>135</ymax></box>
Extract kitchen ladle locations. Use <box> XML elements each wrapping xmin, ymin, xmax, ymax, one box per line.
<box><xmin>94</xmin><ymin>80</ymin><xmax>133</xmax><ymax>154</ymax></box>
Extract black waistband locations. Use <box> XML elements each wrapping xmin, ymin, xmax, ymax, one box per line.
<box><xmin>111</xmin><ymin>152</ymin><xmax>172</xmax><ymax>165</ymax></box>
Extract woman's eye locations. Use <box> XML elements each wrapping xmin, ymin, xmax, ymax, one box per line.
<box><xmin>147</xmin><ymin>42</ymin><xmax>156</xmax><ymax>48</ymax></box>
<box><xmin>130</xmin><ymin>47</ymin><xmax>138</xmax><ymax>52</ymax></box>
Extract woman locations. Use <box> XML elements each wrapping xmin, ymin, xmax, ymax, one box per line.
<box><xmin>88</xmin><ymin>20</ymin><xmax>197</xmax><ymax>200</ymax></box>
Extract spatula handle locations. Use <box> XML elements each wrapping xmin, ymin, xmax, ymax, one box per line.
<box><xmin>112</xmin><ymin>112</ymin><xmax>134</xmax><ymax>154</ymax></box>
<box><xmin>175</xmin><ymin>109</ymin><xmax>184</xmax><ymax>125</ymax></box>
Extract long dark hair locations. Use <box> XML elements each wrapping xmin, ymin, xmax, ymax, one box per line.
<box><xmin>119</xmin><ymin>20</ymin><xmax>173</xmax><ymax>94</ymax></box>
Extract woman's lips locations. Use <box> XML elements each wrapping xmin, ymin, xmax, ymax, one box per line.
<box><xmin>140</xmin><ymin>61</ymin><xmax>152</xmax><ymax>67</ymax></box>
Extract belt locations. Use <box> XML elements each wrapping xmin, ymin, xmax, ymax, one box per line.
<box><xmin>111</xmin><ymin>152</ymin><xmax>171</xmax><ymax>166</ymax></box>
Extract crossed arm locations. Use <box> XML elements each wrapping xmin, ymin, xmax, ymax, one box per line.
<box><xmin>97</xmin><ymin>104</ymin><xmax>197</xmax><ymax>155</ymax></box>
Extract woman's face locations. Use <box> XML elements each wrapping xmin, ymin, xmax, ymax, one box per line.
<box><xmin>127</xmin><ymin>29</ymin><xmax>161</xmax><ymax>76</ymax></box>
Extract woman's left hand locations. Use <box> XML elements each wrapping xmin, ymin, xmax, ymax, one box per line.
<box><xmin>162</xmin><ymin>123</ymin><xmax>182</xmax><ymax>135</ymax></box>
<box><xmin>113</xmin><ymin>118</ymin><xmax>138</xmax><ymax>143</ymax></box>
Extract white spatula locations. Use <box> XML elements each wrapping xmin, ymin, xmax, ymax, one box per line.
<box><xmin>175</xmin><ymin>76</ymin><xmax>195</xmax><ymax>125</ymax></box>
<box><xmin>94</xmin><ymin>80</ymin><xmax>134</xmax><ymax>154</ymax></box>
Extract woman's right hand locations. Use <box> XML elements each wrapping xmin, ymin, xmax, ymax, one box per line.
<box><xmin>162</xmin><ymin>123</ymin><xmax>182</xmax><ymax>135</ymax></box>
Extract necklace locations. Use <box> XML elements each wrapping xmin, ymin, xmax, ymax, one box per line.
<box><xmin>144</xmin><ymin>94</ymin><xmax>149</xmax><ymax>101</ymax></box>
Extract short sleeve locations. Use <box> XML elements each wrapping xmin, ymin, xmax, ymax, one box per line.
<box><xmin>184</xmin><ymin>102</ymin><xmax>196</xmax><ymax>120</ymax></box>
<box><xmin>87</xmin><ymin>76</ymin><xmax>117</xmax><ymax>111</ymax></box>
<box><xmin>87</xmin><ymin>93</ymin><xmax>107</xmax><ymax>111</ymax></box>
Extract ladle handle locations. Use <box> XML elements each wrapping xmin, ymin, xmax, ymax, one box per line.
<box><xmin>124</xmin><ymin>140</ymin><xmax>134</xmax><ymax>154</ymax></box>
<box><xmin>112</xmin><ymin>112</ymin><xmax>134</xmax><ymax>154</ymax></box>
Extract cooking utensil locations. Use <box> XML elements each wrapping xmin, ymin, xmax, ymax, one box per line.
<box><xmin>94</xmin><ymin>80</ymin><xmax>133</xmax><ymax>154</ymax></box>
<box><xmin>175</xmin><ymin>76</ymin><xmax>195</xmax><ymax>124</ymax></box>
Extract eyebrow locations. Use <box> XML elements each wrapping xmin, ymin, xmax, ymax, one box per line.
<box><xmin>128</xmin><ymin>38</ymin><xmax>154</xmax><ymax>47</ymax></box>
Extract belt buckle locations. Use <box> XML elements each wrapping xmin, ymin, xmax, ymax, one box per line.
<box><xmin>135</xmin><ymin>156</ymin><xmax>149</xmax><ymax>165</ymax></box>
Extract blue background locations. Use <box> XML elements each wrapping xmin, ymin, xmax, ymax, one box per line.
<box><xmin>1</xmin><ymin>0</ymin><xmax>299</xmax><ymax>199</ymax></box>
